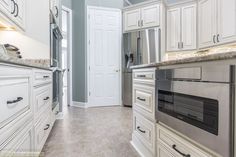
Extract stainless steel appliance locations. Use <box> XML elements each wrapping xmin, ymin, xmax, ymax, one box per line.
<box><xmin>156</xmin><ymin>65</ymin><xmax>235</xmax><ymax>157</ymax></box>
<box><xmin>50</xmin><ymin>13</ymin><xmax>63</xmax><ymax>110</ymax></box>
<box><xmin>122</xmin><ymin>27</ymin><xmax>160</xmax><ymax>106</ymax></box>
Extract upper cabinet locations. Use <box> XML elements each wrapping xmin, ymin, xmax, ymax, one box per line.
<box><xmin>123</xmin><ymin>3</ymin><xmax>160</xmax><ymax>32</ymax></box>
<box><xmin>50</xmin><ymin>0</ymin><xmax>61</xmax><ymax>27</ymax></box>
<box><xmin>167</xmin><ymin>3</ymin><xmax>196</xmax><ymax>51</ymax></box>
<box><xmin>124</xmin><ymin>9</ymin><xmax>141</xmax><ymax>31</ymax></box>
<box><xmin>198</xmin><ymin>0</ymin><xmax>236</xmax><ymax>49</ymax></box>
<box><xmin>0</xmin><ymin>0</ymin><xmax>26</xmax><ymax>30</ymax></box>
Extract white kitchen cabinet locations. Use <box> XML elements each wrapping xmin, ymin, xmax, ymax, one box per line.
<box><xmin>156</xmin><ymin>123</ymin><xmax>214</xmax><ymax>157</ymax></box>
<box><xmin>167</xmin><ymin>3</ymin><xmax>196</xmax><ymax>51</ymax></box>
<box><xmin>0</xmin><ymin>0</ymin><xmax>12</xmax><ymax>15</ymax></box>
<box><xmin>181</xmin><ymin>4</ymin><xmax>197</xmax><ymax>50</ymax></box>
<box><xmin>0</xmin><ymin>0</ymin><xmax>26</xmax><ymax>30</ymax></box>
<box><xmin>124</xmin><ymin>9</ymin><xmax>141</xmax><ymax>31</ymax></box>
<box><xmin>217</xmin><ymin>0</ymin><xmax>236</xmax><ymax>45</ymax></box>
<box><xmin>50</xmin><ymin>0</ymin><xmax>61</xmax><ymax>26</ymax></box>
<box><xmin>198</xmin><ymin>0</ymin><xmax>236</xmax><ymax>48</ymax></box>
<box><xmin>141</xmin><ymin>4</ymin><xmax>160</xmax><ymax>29</ymax></box>
<box><xmin>198</xmin><ymin>0</ymin><xmax>216</xmax><ymax>48</ymax></box>
<box><xmin>167</xmin><ymin>8</ymin><xmax>181</xmax><ymax>51</ymax></box>
<box><xmin>13</xmin><ymin>0</ymin><xmax>26</xmax><ymax>29</ymax></box>
<box><xmin>123</xmin><ymin>3</ymin><xmax>160</xmax><ymax>32</ymax></box>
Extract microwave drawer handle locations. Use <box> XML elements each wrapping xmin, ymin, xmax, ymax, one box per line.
<box><xmin>172</xmin><ymin>145</ymin><xmax>191</xmax><ymax>157</ymax></box>
<box><xmin>7</xmin><ymin>97</ymin><xmax>23</xmax><ymax>104</ymax></box>
<box><xmin>137</xmin><ymin>97</ymin><xmax>146</xmax><ymax>102</ymax></box>
<box><xmin>43</xmin><ymin>76</ymin><xmax>50</xmax><ymax>78</ymax></box>
<box><xmin>137</xmin><ymin>74</ymin><xmax>146</xmax><ymax>78</ymax></box>
<box><xmin>137</xmin><ymin>126</ymin><xmax>146</xmax><ymax>133</ymax></box>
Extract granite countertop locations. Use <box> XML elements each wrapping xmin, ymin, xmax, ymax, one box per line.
<box><xmin>131</xmin><ymin>51</ymin><xmax>236</xmax><ymax>69</ymax></box>
<box><xmin>0</xmin><ymin>57</ymin><xmax>51</xmax><ymax>70</ymax></box>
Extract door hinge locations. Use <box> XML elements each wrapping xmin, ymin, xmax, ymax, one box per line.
<box><xmin>89</xmin><ymin>40</ymin><xmax>91</xmax><ymax>45</ymax></box>
<box><xmin>89</xmin><ymin>66</ymin><xmax>91</xmax><ymax>71</ymax></box>
<box><xmin>89</xmin><ymin>92</ymin><xmax>91</xmax><ymax>96</ymax></box>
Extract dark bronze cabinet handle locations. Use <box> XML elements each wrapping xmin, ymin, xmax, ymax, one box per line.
<box><xmin>7</xmin><ymin>97</ymin><xmax>23</xmax><ymax>104</ymax></box>
<box><xmin>137</xmin><ymin>97</ymin><xmax>146</xmax><ymax>102</ymax></box>
<box><xmin>43</xmin><ymin>76</ymin><xmax>49</xmax><ymax>78</ymax></box>
<box><xmin>137</xmin><ymin>126</ymin><xmax>146</xmax><ymax>133</ymax></box>
<box><xmin>44</xmin><ymin>124</ymin><xmax>50</xmax><ymax>130</ymax></box>
<box><xmin>137</xmin><ymin>75</ymin><xmax>146</xmax><ymax>78</ymax></box>
<box><xmin>11</xmin><ymin>0</ymin><xmax>16</xmax><ymax>14</ymax></box>
<box><xmin>55</xmin><ymin>6</ymin><xmax>59</xmax><ymax>17</ymax></box>
<box><xmin>14</xmin><ymin>2</ymin><xmax>19</xmax><ymax>17</ymax></box>
<box><xmin>172</xmin><ymin>145</ymin><xmax>191</xmax><ymax>157</ymax></box>
<box><xmin>44</xmin><ymin>97</ymin><xmax>50</xmax><ymax>101</ymax></box>
<box><xmin>213</xmin><ymin>35</ymin><xmax>216</xmax><ymax>43</ymax></box>
<box><xmin>217</xmin><ymin>34</ymin><xmax>220</xmax><ymax>43</ymax></box>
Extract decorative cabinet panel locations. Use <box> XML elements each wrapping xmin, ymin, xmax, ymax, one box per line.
<box><xmin>198</xmin><ymin>0</ymin><xmax>236</xmax><ymax>48</ymax></box>
<box><xmin>141</xmin><ymin>5</ymin><xmax>160</xmax><ymax>29</ymax></box>
<box><xmin>123</xmin><ymin>4</ymin><xmax>160</xmax><ymax>32</ymax></box>
<box><xmin>124</xmin><ymin>9</ymin><xmax>141</xmax><ymax>31</ymax></box>
<box><xmin>167</xmin><ymin>3</ymin><xmax>196</xmax><ymax>51</ymax></box>
<box><xmin>167</xmin><ymin>8</ymin><xmax>181</xmax><ymax>51</ymax></box>
<box><xmin>198</xmin><ymin>0</ymin><xmax>217</xmax><ymax>48</ymax></box>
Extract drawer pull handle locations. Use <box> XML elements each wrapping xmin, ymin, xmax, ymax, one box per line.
<box><xmin>172</xmin><ymin>145</ymin><xmax>191</xmax><ymax>157</ymax></box>
<box><xmin>43</xmin><ymin>76</ymin><xmax>50</xmax><ymax>78</ymax></box>
<box><xmin>44</xmin><ymin>124</ymin><xmax>50</xmax><ymax>130</ymax></box>
<box><xmin>137</xmin><ymin>75</ymin><xmax>146</xmax><ymax>78</ymax></box>
<box><xmin>137</xmin><ymin>97</ymin><xmax>146</xmax><ymax>102</ymax></box>
<box><xmin>137</xmin><ymin>126</ymin><xmax>146</xmax><ymax>133</ymax></box>
<box><xmin>44</xmin><ymin>97</ymin><xmax>50</xmax><ymax>101</ymax></box>
<box><xmin>7</xmin><ymin>97</ymin><xmax>23</xmax><ymax>104</ymax></box>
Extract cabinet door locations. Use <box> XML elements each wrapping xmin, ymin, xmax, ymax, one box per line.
<box><xmin>141</xmin><ymin>4</ymin><xmax>160</xmax><ymax>29</ymax></box>
<box><xmin>198</xmin><ymin>0</ymin><xmax>217</xmax><ymax>49</ymax></box>
<box><xmin>167</xmin><ymin>8</ymin><xmax>181</xmax><ymax>51</ymax></box>
<box><xmin>0</xmin><ymin>0</ymin><xmax>12</xmax><ymax>15</ymax></box>
<box><xmin>181</xmin><ymin>4</ymin><xmax>197</xmax><ymax>50</ymax></box>
<box><xmin>14</xmin><ymin>0</ymin><xmax>26</xmax><ymax>29</ymax></box>
<box><xmin>123</xmin><ymin>9</ymin><xmax>141</xmax><ymax>32</ymax></box>
<box><xmin>157</xmin><ymin>143</ymin><xmax>177</xmax><ymax>157</ymax></box>
<box><xmin>217</xmin><ymin>0</ymin><xmax>236</xmax><ymax>44</ymax></box>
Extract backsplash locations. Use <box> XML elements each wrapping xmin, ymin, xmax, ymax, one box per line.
<box><xmin>165</xmin><ymin>44</ymin><xmax>236</xmax><ymax>61</ymax></box>
<box><xmin>0</xmin><ymin>30</ymin><xmax>50</xmax><ymax>59</ymax></box>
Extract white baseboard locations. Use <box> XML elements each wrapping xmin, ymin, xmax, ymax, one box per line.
<box><xmin>56</xmin><ymin>112</ymin><xmax>64</xmax><ymax>120</ymax></box>
<box><xmin>72</xmin><ymin>101</ymin><xmax>88</xmax><ymax>108</ymax></box>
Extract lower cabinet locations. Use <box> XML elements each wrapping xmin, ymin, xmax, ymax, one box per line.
<box><xmin>156</xmin><ymin>123</ymin><xmax>214</xmax><ymax>157</ymax></box>
<box><xmin>0</xmin><ymin>121</ymin><xmax>34</xmax><ymax>157</ymax></box>
<box><xmin>34</xmin><ymin>107</ymin><xmax>52</xmax><ymax>153</ymax></box>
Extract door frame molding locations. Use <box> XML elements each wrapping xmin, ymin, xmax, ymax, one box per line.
<box><xmin>86</xmin><ymin>6</ymin><xmax>122</xmax><ymax>107</ymax></box>
<box><xmin>62</xmin><ymin>5</ymin><xmax>73</xmax><ymax>107</ymax></box>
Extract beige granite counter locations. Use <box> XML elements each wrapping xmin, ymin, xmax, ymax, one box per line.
<box><xmin>131</xmin><ymin>51</ymin><xmax>236</xmax><ymax>69</ymax></box>
<box><xmin>0</xmin><ymin>58</ymin><xmax>51</xmax><ymax>70</ymax></box>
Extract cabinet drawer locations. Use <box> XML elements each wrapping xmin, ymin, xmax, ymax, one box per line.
<box><xmin>157</xmin><ymin>142</ymin><xmax>176</xmax><ymax>157</ymax></box>
<box><xmin>133</xmin><ymin>68</ymin><xmax>156</xmax><ymax>84</ymax></box>
<box><xmin>34</xmin><ymin>108</ymin><xmax>51</xmax><ymax>152</ymax></box>
<box><xmin>34</xmin><ymin>70</ymin><xmax>52</xmax><ymax>86</ymax></box>
<box><xmin>133</xmin><ymin>84</ymin><xmax>155</xmax><ymax>120</ymax></box>
<box><xmin>133</xmin><ymin>111</ymin><xmax>155</xmax><ymax>154</ymax></box>
<box><xmin>34</xmin><ymin>84</ymin><xmax>52</xmax><ymax>119</ymax></box>
<box><xmin>0</xmin><ymin>121</ymin><xmax>33</xmax><ymax>157</ymax></box>
<box><xmin>157</xmin><ymin>124</ymin><xmax>213</xmax><ymax>157</ymax></box>
<box><xmin>0</xmin><ymin>77</ymin><xmax>31</xmax><ymax>129</ymax></box>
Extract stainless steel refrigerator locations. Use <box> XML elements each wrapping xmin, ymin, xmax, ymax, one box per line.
<box><xmin>122</xmin><ymin>27</ymin><xmax>160</xmax><ymax>107</ymax></box>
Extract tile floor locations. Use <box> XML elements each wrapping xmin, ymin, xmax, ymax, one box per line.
<box><xmin>41</xmin><ymin>106</ymin><xmax>140</xmax><ymax>157</ymax></box>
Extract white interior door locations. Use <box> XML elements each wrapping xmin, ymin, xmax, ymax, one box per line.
<box><xmin>88</xmin><ymin>7</ymin><xmax>121</xmax><ymax>107</ymax></box>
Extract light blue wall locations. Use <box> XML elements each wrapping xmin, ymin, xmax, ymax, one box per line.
<box><xmin>71</xmin><ymin>0</ymin><xmax>123</xmax><ymax>103</ymax></box>
<box><xmin>62</xmin><ymin>0</ymin><xmax>72</xmax><ymax>8</ymax></box>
